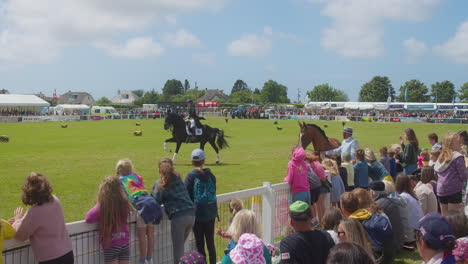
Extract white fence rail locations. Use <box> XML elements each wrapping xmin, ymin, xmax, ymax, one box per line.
<box><xmin>2</xmin><ymin>182</ymin><xmax>291</xmax><ymax>264</ymax></box>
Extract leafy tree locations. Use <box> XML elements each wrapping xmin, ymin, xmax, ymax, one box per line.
<box><xmin>133</xmin><ymin>90</ymin><xmax>160</xmax><ymax>106</ymax></box>
<box><xmin>170</xmin><ymin>89</ymin><xmax>205</xmax><ymax>102</ymax></box>
<box><xmin>261</xmin><ymin>80</ymin><xmax>289</xmax><ymax>103</ymax></box>
<box><xmin>307</xmin><ymin>84</ymin><xmax>349</xmax><ymax>102</ymax></box>
<box><xmin>458</xmin><ymin>82</ymin><xmax>468</xmax><ymax>103</ymax></box>
<box><xmin>162</xmin><ymin>79</ymin><xmax>184</xmax><ymax>100</ymax></box>
<box><xmin>184</xmin><ymin>79</ymin><xmax>190</xmax><ymax>93</ymax></box>
<box><xmin>231</xmin><ymin>79</ymin><xmax>249</xmax><ymax>95</ymax></box>
<box><xmin>398</xmin><ymin>80</ymin><xmax>430</xmax><ymax>102</ymax></box>
<box><xmin>229</xmin><ymin>89</ymin><xmax>253</xmax><ymax>103</ymax></box>
<box><xmin>131</xmin><ymin>89</ymin><xmax>144</xmax><ymax>98</ymax></box>
<box><xmin>431</xmin><ymin>81</ymin><xmax>456</xmax><ymax>103</ymax></box>
<box><xmin>359</xmin><ymin>76</ymin><xmax>395</xmax><ymax>102</ymax></box>
<box><xmin>253</xmin><ymin>88</ymin><xmax>261</xmax><ymax>94</ymax></box>
<box><xmin>95</xmin><ymin>97</ymin><xmax>112</xmax><ymax>105</ymax></box>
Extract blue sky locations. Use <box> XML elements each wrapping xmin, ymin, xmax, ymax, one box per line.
<box><xmin>0</xmin><ymin>0</ymin><xmax>467</xmax><ymax>101</ymax></box>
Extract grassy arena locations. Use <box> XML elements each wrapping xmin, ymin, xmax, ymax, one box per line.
<box><xmin>0</xmin><ymin>118</ymin><xmax>462</xmax><ymax>222</ymax></box>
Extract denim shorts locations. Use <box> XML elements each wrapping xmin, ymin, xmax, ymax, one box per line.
<box><xmin>292</xmin><ymin>191</ymin><xmax>311</xmax><ymax>205</ymax></box>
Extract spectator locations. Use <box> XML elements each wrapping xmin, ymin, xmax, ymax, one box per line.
<box><xmin>351</xmin><ymin>188</ymin><xmax>394</xmax><ymax>263</ymax></box>
<box><xmin>1</xmin><ymin>217</ymin><xmax>15</xmax><ymax>264</ymax></box>
<box><xmin>85</xmin><ymin>176</ymin><xmax>132</xmax><ymax>264</ymax></box>
<box><xmin>396</xmin><ymin>174</ymin><xmax>424</xmax><ymax>247</ymax></box>
<box><xmin>379</xmin><ymin>147</ymin><xmax>391</xmax><ymax>175</ymax></box>
<box><xmin>336</xmin><ymin>218</ymin><xmax>373</xmax><ymax>257</ymax></box>
<box><xmin>326</xmin><ymin>242</ymin><xmax>376</xmax><ymax>264</ymax></box>
<box><xmin>326</xmin><ymin>127</ymin><xmax>359</xmax><ymax>160</ymax></box>
<box><xmin>322</xmin><ymin>207</ymin><xmax>344</xmax><ymax>244</ymax></box>
<box><xmin>117</xmin><ymin>159</ymin><xmax>161</xmax><ymax>264</ymax></box>
<box><xmin>217</xmin><ymin>198</ymin><xmax>243</xmax><ymax>241</ymax></box>
<box><xmin>391</xmin><ymin>144</ymin><xmax>404</xmax><ymax>176</ymax></box>
<box><xmin>10</xmin><ymin>173</ymin><xmax>74</xmax><ymax>264</ymax></box>
<box><xmin>399</xmin><ymin>128</ymin><xmax>419</xmax><ymax>174</ymax></box>
<box><xmin>435</xmin><ymin>133</ymin><xmax>468</xmax><ymax>216</ymax></box>
<box><xmin>415</xmin><ymin>166</ymin><xmax>438</xmax><ymax>215</ymax></box>
<box><xmin>185</xmin><ymin>149</ymin><xmax>218</xmax><ymax>264</ymax></box>
<box><xmin>430</xmin><ymin>150</ymin><xmax>441</xmax><ymax>167</ymax></box>
<box><xmin>416</xmin><ymin>213</ymin><xmax>456</xmax><ymax>264</ymax></box>
<box><xmin>369</xmin><ymin>181</ymin><xmax>405</xmax><ymax>251</ymax></box>
<box><xmin>336</xmin><ymin>156</ymin><xmax>349</xmax><ymax>191</ymax></box>
<box><xmin>322</xmin><ymin>158</ymin><xmax>346</xmax><ymax>207</ymax></box>
<box><xmin>342</xmin><ymin>152</ymin><xmax>355</xmax><ymax>191</ymax></box>
<box><xmin>354</xmin><ymin>148</ymin><xmax>369</xmax><ymax>189</ymax></box>
<box><xmin>228</xmin><ymin>233</ymin><xmax>268</xmax><ymax>264</ymax></box>
<box><xmin>280</xmin><ymin>201</ymin><xmax>335</xmax><ymax>264</ymax></box>
<box><xmin>365</xmin><ymin>148</ymin><xmax>391</xmax><ymax>182</ymax></box>
<box><xmin>306</xmin><ymin>151</ymin><xmax>329</xmax><ymax>223</ymax></box>
<box><xmin>445</xmin><ymin>211</ymin><xmax>468</xmax><ymax>264</ymax></box>
<box><xmin>284</xmin><ymin>146</ymin><xmax>310</xmax><ymax>204</ymax></box>
<box><xmin>420</xmin><ymin>150</ymin><xmax>430</xmax><ymax>167</ymax></box>
<box><xmin>152</xmin><ymin>158</ymin><xmax>195</xmax><ymax>264</ymax></box>
<box><xmin>387</xmin><ymin>149</ymin><xmax>397</xmax><ymax>181</ymax></box>
<box><xmin>221</xmin><ymin>210</ymin><xmax>271</xmax><ymax>264</ymax></box>
<box><xmin>428</xmin><ymin>133</ymin><xmax>442</xmax><ymax>151</ymax></box>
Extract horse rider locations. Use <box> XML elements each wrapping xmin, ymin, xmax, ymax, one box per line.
<box><xmin>186</xmin><ymin>99</ymin><xmax>200</xmax><ymax>137</ymax></box>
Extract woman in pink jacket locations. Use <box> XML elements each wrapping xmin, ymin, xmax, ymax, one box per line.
<box><xmin>284</xmin><ymin>146</ymin><xmax>310</xmax><ymax>204</ymax></box>
<box><xmin>10</xmin><ymin>173</ymin><xmax>73</xmax><ymax>264</ymax></box>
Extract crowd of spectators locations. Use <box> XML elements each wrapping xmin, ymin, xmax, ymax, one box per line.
<box><xmin>1</xmin><ymin>128</ymin><xmax>467</xmax><ymax>264</ymax></box>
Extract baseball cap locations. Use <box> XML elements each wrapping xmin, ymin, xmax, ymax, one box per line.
<box><xmin>418</xmin><ymin>213</ymin><xmax>456</xmax><ymax>250</ymax></box>
<box><xmin>289</xmin><ymin>201</ymin><xmax>309</xmax><ymax>213</ymax></box>
<box><xmin>191</xmin><ymin>148</ymin><xmax>205</xmax><ymax>161</ymax></box>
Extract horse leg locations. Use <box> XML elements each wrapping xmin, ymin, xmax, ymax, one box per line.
<box><xmin>172</xmin><ymin>141</ymin><xmax>182</xmax><ymax>163</ymax></box>
<box><xmin>164</xmin><ymin>138</ymin><xmax>177</xmax><ymax>152</ymax></box>
<box><xmin>208</xmin><ymin>138</ymin><xmax>220</xmax><ymax>164</ymax></box>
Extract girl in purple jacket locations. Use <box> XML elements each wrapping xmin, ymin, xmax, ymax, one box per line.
<box><xmin>435</xmin><ymin>133</ymin><xmax>468</xmax><ymax>216</ymax></box>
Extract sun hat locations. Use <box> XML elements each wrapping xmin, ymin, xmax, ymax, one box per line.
<box><xmin>191</xmin><ymin>148</ymin><xmax>205</xmax><ymax>161</ymax></box>
<box><xmin>418</xmin><ymin>213</ymin><xmax>456</xmax><ymax>250</ymax></box>
<box><xmin>343</xmin><ymin>127</ymin><xmax>354</xmax><ymax>135</ymax></box>
<box><xmin>364</xmin><ymin>148</ymin><xmax>376</xmax><ymax>161</ymax></box>
<box><xmin>229</xmin><ymin>233</ymin><xmax>266</xmax><ymax>264</ymax></box>
<box><xmin>179</xmin><ymin>250</ymin><xmax>206</xmax><ymax>264</ymax></box>
<box><xmin>289</xmin><ymin>201</ymin><xmax>309</xmax><ymax>213</ymax></box>
<box><xmin>453</xmin><ymin>237</ymin><xmax>468</xmax><ymax>261</ymax></box>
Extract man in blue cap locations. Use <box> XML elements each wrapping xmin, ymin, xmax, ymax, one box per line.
<box><xmin>325</xmin><ymin>127</ymin><xmax>359</xmax><ymax>160</ymax></box>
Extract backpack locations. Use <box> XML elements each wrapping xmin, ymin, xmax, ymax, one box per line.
<box><xmin>307</xmin><ymin>164</ymin><xmax>321</xmax><ymax>190</ymax></box>
<box><xmin>193</xmin><ymin>176</ymin><xmax>218</xmax><ymax>222</ymax></box>
<box><xmin>361</xmin><ymin>213</ymin><xmax>394</xmax><ymax>252</ymax></box>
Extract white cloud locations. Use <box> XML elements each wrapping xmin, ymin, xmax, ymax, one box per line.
<box><xmin>315</xmin><ymin>0</ymin><xmax>440</xmax><ymax>57</ymax></box>
<box><xmin>192</xmin><ymin>52</ymin><xmax>216</xmax><ymax>65</ymax></box>
<box><xmin>94</xmin><ymin>37</ymin><xmax>164</xmax><ymax>59</ymax></box>
<box><xmin>0</xmin><ymin>0</ymin><xmax>224</xmax><ymax>64</ymax></box>
<box><xmin>434</xmin><ymin>21</ymin><xmax>468</xmax><ymax>64</ymax></box>
<box><xmin>227</xmin><ymin>27</ymin><xmax>273</xmax><ymax>57</ymax></box>
<box><xmin>164</xmin><ymin>29</ymin><xmax>201</xmax><ymax>47</ymax></box>
<box><xmin>403</xmin><ymin>37</ymin><xmax>428</xmax><ymax>64</ymax></box>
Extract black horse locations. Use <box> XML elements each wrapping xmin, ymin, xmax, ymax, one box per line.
<box><xmin>163</xmin><ymin>113</ymin><xmax>229</xmax><ymax>163</ymax></box>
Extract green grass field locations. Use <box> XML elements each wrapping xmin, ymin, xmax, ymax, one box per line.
<box><xmin>2</xmin><ymin>118</ymin><xmax>460</xmax><ymax>263</ymax></box>
<box><xmin>0</xmin><ymin>118</ymin><xmax>461</xmax><ymax>222</ymax></box>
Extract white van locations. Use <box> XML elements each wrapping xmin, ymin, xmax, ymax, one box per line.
<box><xmin>91</xmin><ymin>106</ymin><xmax>120</xmax><ymax>119</ymax></box>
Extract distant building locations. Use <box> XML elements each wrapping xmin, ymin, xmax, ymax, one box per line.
<box><xmin>58</xmin><ymin>92</ymin><xmax>95</xmax><ymax>105</ymax></box>
<box><xmin>0</xmin><ymin>89</ymin><xmax>10</xmax><ymax>94</ymax></box>
<box><xmin>198</xmin><ymin>89</ymin><xmax>230</xmax><ymax>102</ymax></box>
<box><xmin>111</xmin><ymin>90</ymin><xmax>140</xmax><ymax>105</ymax></box>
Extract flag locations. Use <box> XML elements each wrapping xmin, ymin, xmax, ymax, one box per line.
<box><xmin>404</xmin><ymin>87</ymin><xmax>408</xmax><ymax>102</ymax></box>
<box><xmin>387</xmin><ymin>86</ymin><xmax>392</xmax><ymax>103</ymax></box>
<box><xmin>452</xmin><ymin>95</ymin><xmax>455</xmax><ymax>104</ymax></box>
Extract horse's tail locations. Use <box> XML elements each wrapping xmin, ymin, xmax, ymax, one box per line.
<box><xmin>216</xmin><ymin>129</ymin><xmax>229</xmax><ymax>149</ymax></box>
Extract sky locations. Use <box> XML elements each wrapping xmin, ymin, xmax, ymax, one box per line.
<box><xmin>0</xmin><ymin>0</ymin><xmax>467</xmax><ymax>102</ymax></box>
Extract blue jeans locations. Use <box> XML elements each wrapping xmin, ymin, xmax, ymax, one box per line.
<box><xmin>292</xmin><ymin>191</ymin><xmax>311</xmax><ymax>205</ymax></box>
<box><xmin>404</xmin><ymin>164</ymin><xmax>417</xmax><ymax>175</ymax></box>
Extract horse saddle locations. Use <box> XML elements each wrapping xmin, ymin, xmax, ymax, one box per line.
<box><xmin>185</xmin><ymin>123</ymin><xmax>203</xmax><ymax>136</ymax></box>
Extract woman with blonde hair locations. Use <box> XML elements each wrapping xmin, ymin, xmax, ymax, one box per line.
<box><xmin>336</xmin><ymin>219</ymin><xmax>374</xmax><ymax>257</ymax></box>
<box><xmin>86</xmin><ymin>176</ymin><xmax>133</xmax><ymax>264</ymax></box>
<box><xmin>151</xmin><ymin>157</ymin><xmax>195</xmax><ymax>264</ymax></box>
<box><xmin>221</xmin><ymin>209</ymin><xmax>271</xmax><ymax>264</ymax></box>
<box><xmin>322</xmin><ymin>158</ymin><xmax>345</xmax><ymax>207</ymax></box>
<box><xmin>435</xmin><ymin>133</ymin><xmax>468</xmax><ymax>215</ymax></box>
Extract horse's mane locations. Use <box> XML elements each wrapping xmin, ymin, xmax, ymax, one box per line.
<box><xmin>305</xmin><ymin>124</ymin><xmax>329</xmax><ymax>139</ymax></box>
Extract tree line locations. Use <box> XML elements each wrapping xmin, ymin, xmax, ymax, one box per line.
<box><xmin>95</xmin><ymin>77</ymin><xmax>468</xmax><ymax>106</ymax></box>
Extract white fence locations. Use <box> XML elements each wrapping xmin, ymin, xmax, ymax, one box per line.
<box><xmin>2</xmin><ymin>182</ymin><xmax>291</xmax><ymax>264</ymax></box>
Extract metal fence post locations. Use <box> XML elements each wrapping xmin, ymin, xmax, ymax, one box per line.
<box><xmin>262</xmin><ymin>182</ymin><xmax>275</xmax><ymax>244</ymax></box>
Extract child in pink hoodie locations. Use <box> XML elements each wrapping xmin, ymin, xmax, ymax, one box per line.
<box><xmin>284</xmin><ymin>146</ymin><xmax>310</xmax><ymax>204</ymax></box>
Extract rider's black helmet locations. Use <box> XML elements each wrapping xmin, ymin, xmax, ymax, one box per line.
<box><xmin>187</xmin><ymin>99</ymin><xmax>193</xmax><ymax>104</ymax></box>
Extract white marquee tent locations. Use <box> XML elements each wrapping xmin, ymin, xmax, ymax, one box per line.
<box><xmin>0</xmin><ymin>94</ymin><xmax>50</xmax><ymax>107</ymax></box>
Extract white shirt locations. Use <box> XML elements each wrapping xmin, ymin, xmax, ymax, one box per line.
<box><xmin>325</xmin><ymin>137</ymin><xmax>359</xmax><ymax>160</ymax></box>
<box><xmin>422</xmin><ymin>252</ymin><xmax>443</xmax><ymax>264</ymax></box>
